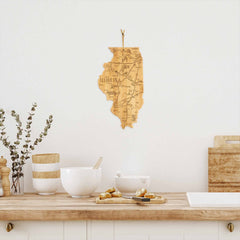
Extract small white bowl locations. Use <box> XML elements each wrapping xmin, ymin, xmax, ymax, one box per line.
<box><xmin>32</xmin><ymin>178</ymin><xmax>60</xmax><ymax>195</ymax></box>
<box><xmin>32</xmin><ymin>163</ymin><xmax>60</xmax><ymax>172</ymax></box>
<box><xmin>115</xmin><ymin>175</ymin><xmax>150</xmax><ymax>194</ymax></box>
<box><xmin>61</xmin><ymin>167</ymin><xmax>101</xmax><ymax>198</ymax></box>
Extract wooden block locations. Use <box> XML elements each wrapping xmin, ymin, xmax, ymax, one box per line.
<box><xmin>208</xmin><ymin>136</ymin><xmax>240</xmax><ymax>192</ymax></box>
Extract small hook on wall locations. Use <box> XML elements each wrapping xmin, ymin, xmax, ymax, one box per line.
<box><xmin>121</xmin><ymin>29</ymin><xmax>125</xmax><ymax>48</ymax></box>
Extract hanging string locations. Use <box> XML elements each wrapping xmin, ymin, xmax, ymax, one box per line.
<box><xmin>121</xmin><ymin>29</ymin><xmax>125</xmax><ymax>48</ymax></box>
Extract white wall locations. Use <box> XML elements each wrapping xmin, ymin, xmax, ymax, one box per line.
<box><xmin>0</xmin><ymin>0</ymin><xmax>239</xmax><ymax>193</ymax></box>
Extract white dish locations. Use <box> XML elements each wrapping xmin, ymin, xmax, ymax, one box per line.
<box><xmin>115</xmin><ymin>175</ymin><xmax>150</xmax><ymax>194</ymax></box>
<box><xmin>61</xmin><ymin>167</ymin><xmax>101</xmax><ymax>198</ymax></box>
<box><xmin>187</xmin><ymin>192</ymin><xmax>240</xmax><ymax>207</ymax></box>
<box><xmin>32</xmin><ymin>178</ymin><xmax>60</xmax><ymax>195</ymax></box>
<box><xmin>32</xmin><ymin>163</ymin><xmax>60</xmax><ymax>172</ymax></box>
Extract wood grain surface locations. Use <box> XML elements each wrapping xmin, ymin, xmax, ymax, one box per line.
<box><xmin>209</xmin><ymin>136</ymin><xmax>240</xmax><ymax>192</ymax></box>
<box><xmin>0</xmin><ymin>156</ymin><xmax>7</xmax><ymax>178</ymax></box>
<box><xmin>214</xmin><ymin>135</ymin><xmax>240</xmax><ymax>148</ymax></box>
<box><xmin>98</xmin><ymin>47</ymin><xmax>143</xmax><ymax>129</ymax></box>
<box><xmin>0</xmin><ymin>193</ymin><xmax>240</xmax><ymax>221</ymax></box>
<box><xmin>1</xmin><ymin>166</ymin><xmax>10</xmax><ymax>196</ymax></box>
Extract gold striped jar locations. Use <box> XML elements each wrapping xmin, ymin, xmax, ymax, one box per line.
<box><xmin>32</xmin><ymin>153</ymin><xmax>60</xmax><ymax>195</ymax></box>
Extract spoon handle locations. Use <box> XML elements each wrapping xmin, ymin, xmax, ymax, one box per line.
<box><xmin>93</xmin><ymin>157</ymin><xmax>103</xmax><ymax>169</ymax></box>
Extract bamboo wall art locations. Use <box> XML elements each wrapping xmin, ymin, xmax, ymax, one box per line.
<box><xmin>98</xmin><ymin>30</ymin><xmax>143</xmax><ymax>129</ymax></box>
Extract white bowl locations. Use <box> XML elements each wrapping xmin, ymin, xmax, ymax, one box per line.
<box><xmin>61</xmin><ymin>167</ymin><xmax>101</xmax><ymax>198</ymax></box>
<box><xmin>32</xmin><ymin>178</ymin><xmax>60</xmax><ymax>195</ymax></box>
<box><xmin>115</xmin><ymin>175</ymin><xmax>150</xmax><ymax>194</ymax></box>
<box><xmin>32</xmin><ymin>163</ymin><xmax>60</xmax><ymax>172</ymax></box>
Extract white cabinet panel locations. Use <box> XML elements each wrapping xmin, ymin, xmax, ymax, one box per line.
<box><xmin>87</xmin><ymin>220</ymin><xmax>114</xmax><ymax>240</ymax></box>
<box><xmin>183</xmin><ymin>221</ymin><xmax>218</xmax><ymax>240</ymax></box>
<box><xmin>64</xmin><ymin>221</ymin><xmax>86</xmax><ymax>240</ymax></box>
<box><xmin>219</xmin><ymin>221</ymin><xmax>240</xmax><ymax>240</ymax></box>
<box><xmin>114</xmin><ymin>221</ymin><xmax>218</xmax><ymax>240</ymax></box>
<box><xmin>0</xmin><ymin>221</ymin><xmax>63</xmax><ymax>240</ymax></box>
<box><xmin>28</xmin><ymin>221</ymin><xmax>63</xmax><ymax>240</ymax></box>
<box><xmin>115</xmin><ymin>221</ymin><xmax>184</xmax><ymax>240</ymax></box>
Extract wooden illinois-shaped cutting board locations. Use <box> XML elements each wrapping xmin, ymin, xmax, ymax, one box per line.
<box><xmin>208</xmin><ymin>136</ymin><xmax>240</xmax><ymax>192</ymax></box>
<box><xmin>98</xmin><ymin>47</ymin><xmax>143</xmax><ymax>129</ymax></box>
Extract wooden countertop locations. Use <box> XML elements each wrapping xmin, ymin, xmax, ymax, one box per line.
<box><xmin>0</xmin><ymin>192</ymin><xmax>240</xmax><ymax>221</ymax></box>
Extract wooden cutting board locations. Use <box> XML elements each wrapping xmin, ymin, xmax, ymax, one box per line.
<box><xmin>96</xmin><ymin>196</ymin><xmax>167</xmax><ymax>204</ymax></box>
<box><xmin>208</xmin><ymin>136</ymin><xmax>240</xmax><ymax>192</ymax></box>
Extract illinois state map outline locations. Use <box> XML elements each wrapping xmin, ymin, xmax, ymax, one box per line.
<box><xmin>98</xmin><ymin>47</ymin><xmax>143</xmax><ymax>129</ymax></box>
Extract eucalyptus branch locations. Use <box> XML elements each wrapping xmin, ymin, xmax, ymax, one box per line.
<box><xmin>0</xmin><ymin>104</ymin><xmax>53</xmax><ymax>194</ymax></box>
<box><xmin>0</xmin><ymin>109</ymin><xmax>20</xmax><ymax>183</ymax></box>
<box><xmin>11</xmin><ymin>110</ymin><xmax>23</xmax><ymax>145</ymax></box>
<box><xmin>19</xmin><ymin>104</ymin><xmax>53</xmax><ymax>164</ymax></box>
<box><xmin>0</xmin><ymin>109</ymin><xmax>10</xmax><ymax>146</ymax></box>
<box><xmin>10</xmin><ymin>110</ymin><xmax>24</xmax><ymax>177</ymax></box>
<box><xmin>19</xmin><ymin>103</ymin><xmax>37</xmax><ymax>165</ymax></box>
<box><xmin>29</xmin><ymin>114</ymin><xmax>53</xmax><ymax>151</ymax></box>
<box><xmin>0</xmin><ymin>109</ymin><xmax>18</xmax><ymax>161</ymax></box>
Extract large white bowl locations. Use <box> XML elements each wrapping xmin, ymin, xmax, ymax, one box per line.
<box><xmin>115</xmin><ymin>175</ymin><xmax>150</xmax><ymax>194</ymax></box>
<box><xmin>32</xmin><ymin>178</ymin><xmax>60</xmax><ymax>195</ymax></box>
<box><xmin>61</xmin><ymin>167</ymin><xmax>101</xmax><ymax>198</ymax></box>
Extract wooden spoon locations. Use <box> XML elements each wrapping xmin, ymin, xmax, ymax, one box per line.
<box><xmin>93</xmin><ymin>157</ymin><xmax>103</xmax><ymax>169</ymax></box>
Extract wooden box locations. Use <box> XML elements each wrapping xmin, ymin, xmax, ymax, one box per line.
<box><xmin>208</xmin><ymin>136</ymin><xmax>240</xmax><ymax>192</ymax></box>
